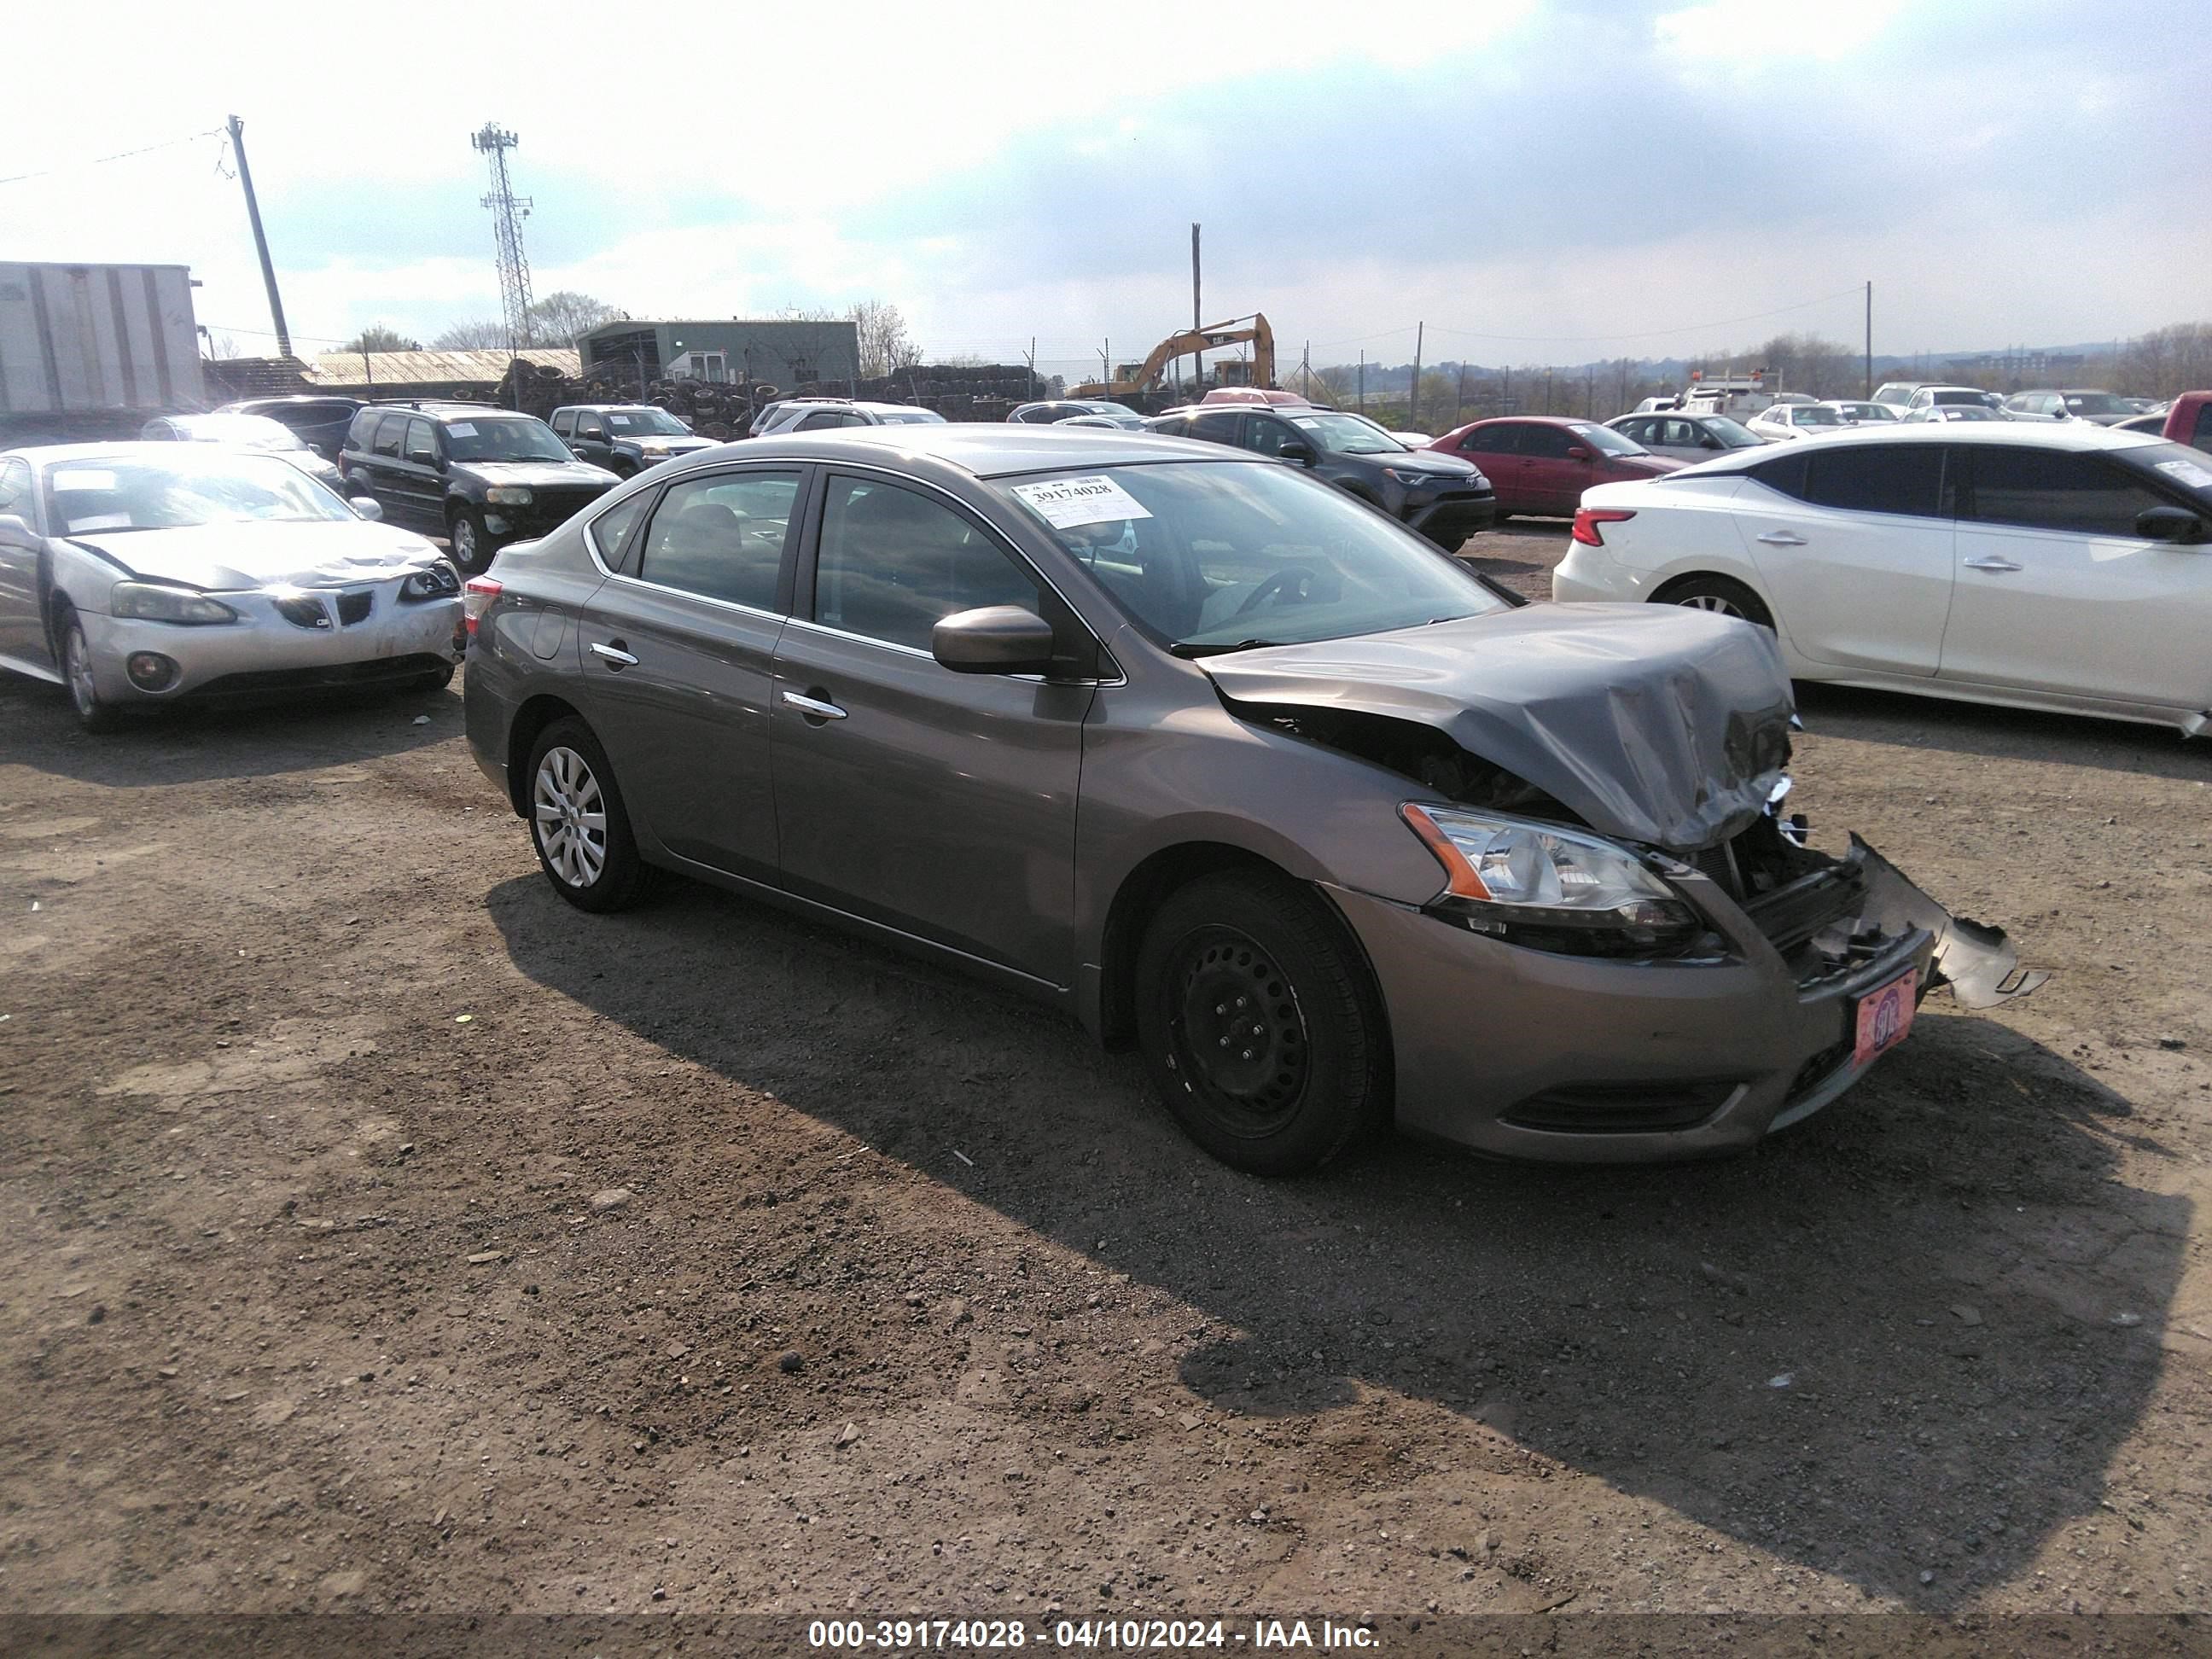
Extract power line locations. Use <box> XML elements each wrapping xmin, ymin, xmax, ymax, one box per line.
<box><xmin>0</xmin><ymin>128</ymin><xmax>224</xmax><ymax>188</ymax></box>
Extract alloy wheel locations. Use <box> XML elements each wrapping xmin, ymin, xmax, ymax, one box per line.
<box><xmin>65</xmin><ymin>623</ymin><xmax>99</xmax><ymax>718</ymax></box>
<box><xmin>1163</xmin><ymin>926</ymin><xmax>1312</xmax><ymax>1139</ymax></box>
<box><xmin>533</xmin><ymin>745</ymin><xmax>608</xmax><ymax>888</ymax></box>
<box><xmin>451</xmin><ymin>515</ymin><xmax>479</xmax><ymax>569</ymax></box>
<box><xmin>1680</xmin><ymin>593</ymin><xmax>1745</xmax><ymax>619</ymax></box>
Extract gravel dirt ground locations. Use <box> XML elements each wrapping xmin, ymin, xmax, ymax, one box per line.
<box><xmin>3</xmin><ymin>519</ymin><xmax>2209</xmax><ymax>1636</ymax></box>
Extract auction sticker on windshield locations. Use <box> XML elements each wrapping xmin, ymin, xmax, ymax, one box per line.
<box><xmin>2156</xmin><ymin>458</ymin><xmax>2212</xmax><ymax>490</ymax></box>
<box><xmin>1009</xmin><ymin>474</ymin><xmax>1155</xmax><ymax>530</ymax></box>
<box><xmin>1853</xmin><ymin>969</ymin><xmax>1917</xmax><ymax>1069</ymax></box>
<box><xmin>446</xmin><ymin>422</ymin><xmax>478</xmax><ymax>438</ymax></box>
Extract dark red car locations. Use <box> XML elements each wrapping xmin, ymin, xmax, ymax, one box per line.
<box><xmin>2160</xmin><ymin>391</ymin><xmax>2212</xmax><ymax>453</ymax></box>
<box><xmin>1426</xmin><ymin>416</ymin><xmax>1682</xmax><ymax>519</ymax></box>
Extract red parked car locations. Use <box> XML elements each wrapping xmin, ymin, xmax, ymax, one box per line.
<box><xmin>1426</xmin><ymin>416</ymin><xmax>1682</xmax><ymax>519</ymax></box>
<box><xmin>2160</xmin><ymin>391</ymin><xmax>2212</xmax><ymax>453</ymax></box>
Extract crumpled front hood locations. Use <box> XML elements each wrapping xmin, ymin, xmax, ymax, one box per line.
<box><xmin>1202</xmin><ymin>603</ymin><xmax>1796</xmax><ymax>852</ymax></box>
<box><xmin>71</xmin><ymin>519</ymin><xmax>446</xmax><ymax>592</ymax></box>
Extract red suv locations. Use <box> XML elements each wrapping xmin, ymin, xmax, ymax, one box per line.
<box><xmin>1427</xmin><ymin>416</ymin><xmax>1681</xmax><ymax>519</ymax></box>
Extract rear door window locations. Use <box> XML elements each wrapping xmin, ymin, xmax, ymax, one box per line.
<box><xmin>1967</xmin><ymin>448</ymin><xmax>2174</xmax><ymax>538</ymax></box>
<box><xmin>1457</xmin><ymin>424</ymin><xmax>1520</xmax><ymax>456</ymax></box>
<box><xmin>1801</xmin><ymin>445</ymin><xmax>1947</xmax><ymax>517</ymax></box>
<box><xmin>550</xmin><ymin>410</ymin><xmax>574</xmax><ymax>437</ymax></box>
<box><xmin>371</xmin><ymin>415</ymin><xmax>405</xmax><ymax>458</ymax></box>
<box><xmin>1188</xmin><ymin>410</ymin><xmax>1241</xmax><ymax>445</ymax></box>
<box><xmin>633</xmin><ymin>470</ymin><xmax>803</xmax><ymax>609</ymax></box>
<box><xmin>587</xmin><ymin>491</ymin><xmax>655</xmax><ymax>572</ymax></box>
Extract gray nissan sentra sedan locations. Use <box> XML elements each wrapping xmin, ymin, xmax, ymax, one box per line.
<box><xmin>462</xmin><ymin>426</ymin><xmax>2040</xmax><ymax>1173</ymax></box>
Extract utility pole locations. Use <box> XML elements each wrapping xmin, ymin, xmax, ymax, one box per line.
<box><xmin>1190</xmin><ymin>223</ymin><xmax>1202</xmax><ymax>333</ymax></box>
<box><xmin>471</xmin><ymin>123</ymin><xmax>536</xmax><ymax>358</ymax></box>
<box><xmin>1025</xmin><ymin>336</ymin><xmax>1037</xmax><ymax>399</ymax></box>
<box><xmin>1453</xmin><ymin>360</ymin><xmax>1467</xmax><ymax>428</ymax></box>
<box><xmin>1864</xmin><ymin>280</ymin><xmax>1873</xmax><ymax>399</ymax></box>
<box><xmin>1358</xmin><ymin>352</ymin><xmax>1365</xmax><ymax>412</ymax></box>
<box><xmin>1301</xmin><ymin>341</ymin><xmax>1311</xmax><ymax>399</ymax></box>
<box><xmin>1101</xmin><ymin>338</ymin><xmax>1110</xmax><ymax>393</ymax></box>
<box><xmin>225</xmin><ymin>115</ymin><xmax>291</xmax><ymax>360</ymax></box>
<box><xmin>1409</xmin><ymin>323</ymin><xmax>1423</xmax><ymax>431</ymax></box>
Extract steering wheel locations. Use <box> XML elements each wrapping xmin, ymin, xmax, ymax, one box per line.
<box><xmin>1233</xmin><ymin>565</ymin><xmax>1325</xmax><ymax>619</ymax></box>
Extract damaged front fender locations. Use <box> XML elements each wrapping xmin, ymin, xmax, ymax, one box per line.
<box><xmin>1851</xmin><ymin>835</ymin><xmax>2048</xmax><ymax>1009</ymax></box>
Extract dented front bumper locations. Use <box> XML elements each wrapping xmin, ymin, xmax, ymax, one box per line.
<box><xmin>1327</xmin><ymin>835</ymin><xmax>2044</xmax><ymax>1163</ymax></box>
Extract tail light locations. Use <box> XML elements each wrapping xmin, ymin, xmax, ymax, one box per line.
<box><xmin>1571</xmin><ymin>508</ymin><xmax>1635</xmax><ymax>547</ymax></box>
<box><xmin>462</xmin><ymin>576</ymin><xmax>503</xmax><ymax>639</ymax></box>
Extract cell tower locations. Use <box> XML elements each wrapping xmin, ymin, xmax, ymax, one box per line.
<box><xmin>470</xmin><ymin>123</ymin><xmax>535</xmax><ymax>352</ymax></box>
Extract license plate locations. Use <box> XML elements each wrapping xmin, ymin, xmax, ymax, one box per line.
<box><xmin>1853</xmin><ymin>969</ymin><xmax>1918</xmax><ymax>1068</ymax></box>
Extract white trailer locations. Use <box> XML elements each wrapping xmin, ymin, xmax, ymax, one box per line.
<box><xmin>0</xmin><ymin>261</ymin><xmax>203</xmax><ymax>440</ymax></box>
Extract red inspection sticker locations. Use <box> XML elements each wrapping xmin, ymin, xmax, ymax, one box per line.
<box><xmin>1853</xmin><ymin>968</ymin><xmax>1918</xmax><ymax>1068</ymax></box>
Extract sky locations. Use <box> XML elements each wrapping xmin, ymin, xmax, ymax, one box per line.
<box><xmin>5</xmin><ymin>0</ymin><xmax>2208</xmax><ymax>383</ymax></box>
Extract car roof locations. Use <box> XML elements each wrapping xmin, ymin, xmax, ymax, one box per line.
<box><xmin>676</xmin><ymin>423</ymin><xmax>1240</xmax><ymax>480</ymax></box>
<box><xmin>3</xmin><ymin>440</ymin><xmax>300</xmax><ymax>466</ymax></box>
<box><xmin>1694</xmin><ymin>420</ymin><xmax>2166</xmax><ymax>469</ymax></box>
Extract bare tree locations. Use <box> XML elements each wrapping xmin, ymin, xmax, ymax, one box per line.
<box><xmin>527</xmin><ymin>291</ymin><xmax>621</xmax><ymax>345</ymax></box>
<box><xmin>2119</xmin><ymin>321</ymin><xmax>2212</xmax><ymax>399</ymax></box>
<box><xmin>339</xmin><ymin>324</ymin><xmax>422</xmax><ymax>353</ymax></box>
<box><xmin>433</xmin><ymin>318</ymin><xmax>510</xmax><ymax>350</ymax></box>
<box><xmin>850</xmin><ymin>300</ymin><xmax>920</xmax><ymax>379</ymax></box>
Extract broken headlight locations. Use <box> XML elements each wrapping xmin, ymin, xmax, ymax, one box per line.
<box><xmin>1400</xmin><ymin>803</ymin><xmax>1701</xmax><ymax>958</ymax></box>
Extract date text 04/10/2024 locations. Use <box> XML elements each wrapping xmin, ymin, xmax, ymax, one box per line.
<box><xmin>806</xmin><ymin>1618</ymin><xmax>1380</xmax><ymax>1650</ymax></box>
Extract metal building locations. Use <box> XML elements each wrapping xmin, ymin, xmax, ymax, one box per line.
<box><xmin>574</xmin><ymin>317</ymin><xmax>861</xmax><ymax>396</ymax></box>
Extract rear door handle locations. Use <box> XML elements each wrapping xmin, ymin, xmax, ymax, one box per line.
<box><xmin>782</xmin><ymin>690</ymin><xmax>848</xmax><ymax>721</ymax></box>
<box><xmin>1755</xmin><ymin>530</ymin><xmax>1807</xmax><ymax>545</ymax></box>
<box><xmin>591</xmin><ymin>640</ymin><xmax>639</xmax><ymax>667</ymax></box>
<box><xmin>1963</xmin><ymin>556</ymin><xmax>2023</xmax><ymax>573</ymax></box>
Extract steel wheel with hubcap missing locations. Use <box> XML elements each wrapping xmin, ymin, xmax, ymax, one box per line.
<box><xmin>1134</xmin><ymin>870</ymin><xmax>1389</xmax><ymax>1175</ymax></box>
<box><xmin>524</xmin><ymin>717</ymin><xmax>651</xmax><ymax>911</ymax></box>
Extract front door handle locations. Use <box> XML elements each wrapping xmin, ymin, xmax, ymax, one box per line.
<box><xmin>1755</xmin><ymin>530</ymin><xmax>1807</xmax><ymax>545</ymax></box>
<box><xmin>1963</xmin><ymin>556</ymin><xmax>2023</xmax><ymax>573</ymax></box>
<box><xmin>782</xmin><ymin>690</ymin><xmax>848</xmax><ymax>721</ymax></box>
<box><xmin>591</xmin><ymin>640</ymin><xmax>639</xmax><ymax>667</ymax></box>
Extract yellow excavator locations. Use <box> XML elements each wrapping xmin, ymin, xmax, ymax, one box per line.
<box><xmin>1068</xmin><ymin>313</ymin><xmax>1276</xmax><ymax>400</ymax></box>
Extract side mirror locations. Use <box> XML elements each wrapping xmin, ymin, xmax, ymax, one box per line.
<box><xmin>2135</xmin><ymin>504</ymin><xmax>2205</xmax><ymax>544</ymax></box>
<box><xmin>1278</xmin><ymin>441</ymin><xmax>1317</xmax><ymax>466</ymax></box>
<box><xmin>350</xmin><ymin>496</ymin><xmax>385</xmax><ymax>521</ymax></box>
<box><xmin>932</xmin><ymin>605</ymin><xmax>1059</xmax><ymax>676</ymax></box>
<box><xmin>1566</xmin><ymin>445</ymin><xmax>1593</xmax><ymax>461</ymax></box>
<box><xmin>0</xmin><ymin>512</ymin><xmax>39</xmax><ymax>550</ymax></box>
<box><xmin>1701</xmin><ymin>436</ymin><xmax>1723</xmax><ymax>449</ymax></box>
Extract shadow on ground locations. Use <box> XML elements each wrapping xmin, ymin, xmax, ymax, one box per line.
<box><xmin>0</xmin><ymin>672</ymin><xmax>457</xmax><ymax>789</ymax></box>
<box><xmin>1795</xmin><ymin>682</ymin><xmax>2212</xmax><ymax>783</ymax></box>
<box><xmin>489</xmin><ymin>864</ymin><xmax>2183</xmax><ymax>1609</ymax></box>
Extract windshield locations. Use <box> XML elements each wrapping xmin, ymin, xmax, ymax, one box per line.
<box><xmin>1705</xmin><ymin>416</ymin><xmax>1763</xmax><ymax>445</ymax></box>
<box><xmin>877</xmin><ymin>409</ymin><xmax>949</xmax><ymax>424</ymax></box>
<box><xmin>1793</xmin><ymin>406</ymin><xmax>1846</xmax><ymax>426</ymax></box>
<box><xmin>1569</xmin><ymin>422</ymin><xmax>1646</xmax><ymax>456</ymax></box>
<box><xmin>1283</xmin><ymin>411</ymin><xmax>1404</xmax><ymax>455</ymax></box>
<box><xmin>602</xmin><ymin>408</ymin><xmax>690</xmax><ymax>435</ymax></box>
<box><xmin>2064</xmin><ymin>393</ymin><xmax>2129</xmax><ymax>416</ymax></box>
<box><xmin>992</xmin><ymin>460</ymin><xmax>1508</xmax><ymax>656</ymax></box>
<box><xmin>45</xmin><ymin>452</ymin><xmax>354</xmax><ymax>533</ymax></box>
<box><xmin>444</xmin><ymin>416</ymin><xmax>572</xmax><ymax>463</ymax></box>
<box><xmin>1930</xmin><ymin>388</ymin><xmax>1994</xmax><ymax>406</ymax></box>
<box><xmin>1935</xmin><ymin>405</ymin><xmax>2001</xmax><ymax>421</ymax></box>
<box><xmin>172</xmin><ymin>415</ymin><xmax>305</xmax><ymax>450</ymax></box>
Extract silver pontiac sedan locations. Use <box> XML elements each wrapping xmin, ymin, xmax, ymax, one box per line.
<box><xmin>0</xmin><ymin>444</ymin><xmax>463</xmax><ymax>731</ymax></box>
<box><xmin>463</xmin><ymin>426</ymin><xmax>2040</xmax><ymax>1173</ymax></box>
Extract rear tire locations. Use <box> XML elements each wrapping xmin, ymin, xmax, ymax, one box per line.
<box><xmin>1134</xmin><ymin>870</ymin><xmax>1388</xmax><ymax>1176</ymax></box>
<box><xmin>60</xmin><ymin>612</ymin><xmax>122</xmax><ymax>734</ymax></box>
<box><xmin>1656</xmin><ymin>573</ymin><xmax>1774</xmax><ymax>631</ymax></box>
<box><xmin>525</xmin><ymin>718</ymin><xmax>651</xmax><ymax>912</ymax></box>
<box><xmin>408</xmin><ymin>664</ymin><xmax>457</xmax><ymax>694</ymax></box>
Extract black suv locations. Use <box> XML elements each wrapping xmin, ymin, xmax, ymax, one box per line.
<box><xmin>214</xmin><ymin>395</ymin><xmax>364</xmax><ymax>460</ymax></box>
<box><xmin>339</xmin><ymin>403</ymin><xmax>620</xmax><ymax>573</ymax></box>
<box><xmin>549</xmin><ymin>405</ymin><xmax>719</xmax><ymax>476</ymax></box>
<box><xmin>1145</xmin><ymin>405</ymin><xmax>1493</xmax><ymax>548</ymax></box>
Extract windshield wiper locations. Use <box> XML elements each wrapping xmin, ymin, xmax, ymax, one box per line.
<box><xmin>1169</xmin><ymin>637</ymin><xmax>1287</xmax><ymax>659</ymax></box>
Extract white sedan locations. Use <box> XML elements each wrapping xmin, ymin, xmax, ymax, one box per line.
<box><xmin>1744</xmin><ymin>402</ymin><xmax>1855</xmax><ymax>441</ymax></box>
<box><xmin>1551</xmin><ymin>423</ymin><xmax>2212</xmax><ymax>735</ymax></box>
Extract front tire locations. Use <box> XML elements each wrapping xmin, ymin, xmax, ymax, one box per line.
<box><xmin>447</xmin><ymin>506</ymin><xmax>497</xmax><ymax>576</ymax></box>
<box><xmin>60</xmin><ymin>613</ymin><xmax>121</xmax><ymax>733</ymax></box>
<box><xmin>1656</xmin><ymin>573</ymin><xmax>1774</xmax><ymax>631</ymax></box>
<box><xmin>526</xmin><ymin>718</ymin><xmax>650</xmax><ymax>912</ymax></box>
<box><xmin>1134</xmin><ymin>870</ymin><xmax>1389</xmax><ymax>1176</ymax></box>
